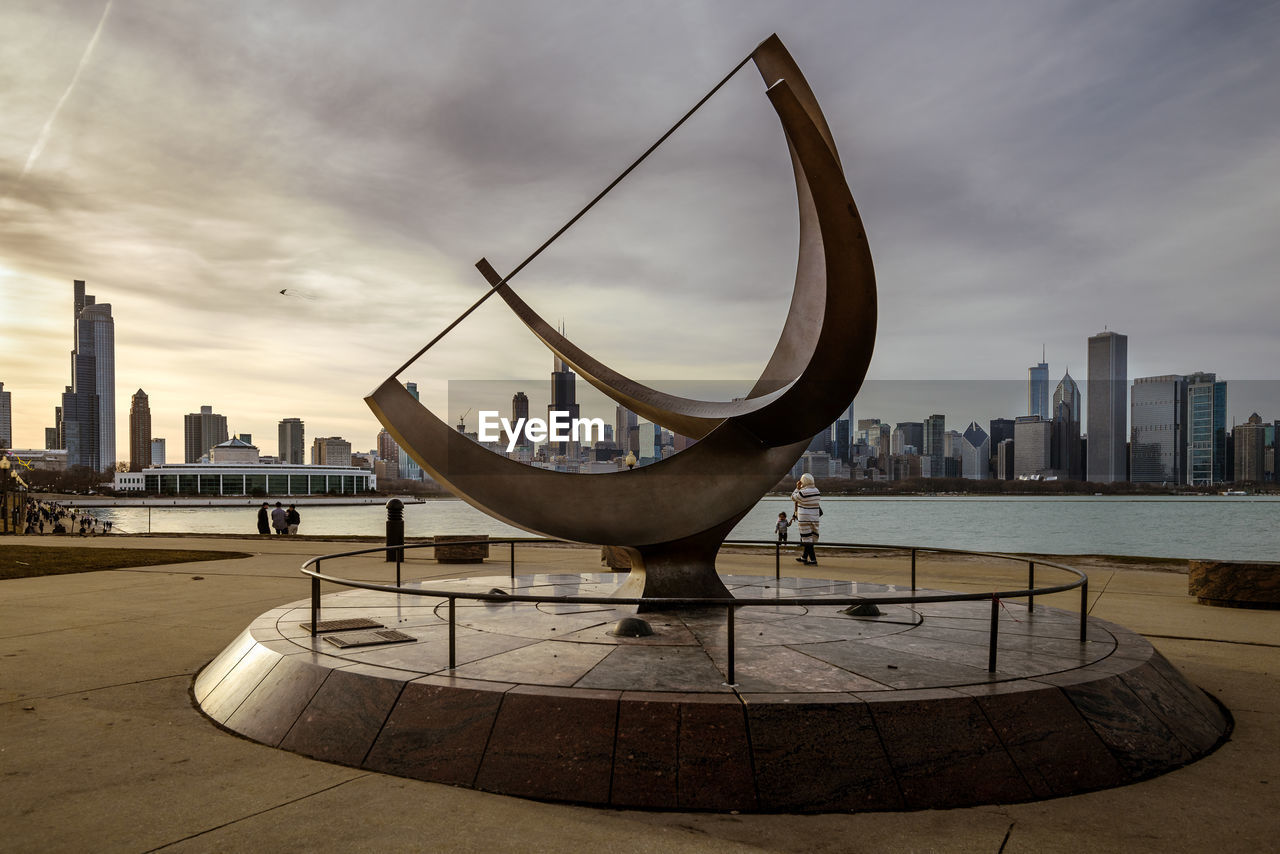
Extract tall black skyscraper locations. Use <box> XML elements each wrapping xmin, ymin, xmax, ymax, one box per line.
<box><xmin>923</xmin><ymin>415</ymin><xmax>945</xmax><ymax>477</ymax></box>
<box><xmin>1052</xmin><ymin>371</ymin><xmax>1082</xmax><ymax>479</ymax></box>
<box><xmin>834</xmin><ymin>419</ymin><xmax>851</xmax><ymax>464</ymax></box>
<box><xmin>988</xmin><ymin>418</ymin><xmax>1015</xmax><ymax>450</ymax></box>
<box><xmin>62</xmin><ymin>280</ymin><xmax>115</xmax><ymax>471</ymax></box>
<box><xmin>511</xmin><ymin>391</ymin><xmax>531</xmax><ymax>451</ymax></box>
<box><xmin>1087</xmin><ymin>330</ymin><xmax>1128</xmax><ymax>483</ymax></box>
<box><xmin>549</xmin><ymin>333</ymin><xmax>579</xmax><ymax>456</ymax></box>
<box><xmin>896</xmin><ymin>421</ymin><xmax>925</xmax><ymax>455</ymax></box>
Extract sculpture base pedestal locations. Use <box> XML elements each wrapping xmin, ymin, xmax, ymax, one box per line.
<box><xmin>613</xmin><ymin>546</ymin><xmax>732</xmax><ymax>608</ymax></box>
<box><xmin>197</xmin><ymin>572</ymin><xmax>1229</xmax><ymax>812</ymax></box>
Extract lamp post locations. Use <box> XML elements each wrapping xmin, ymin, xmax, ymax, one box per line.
<box><xmin>0</xmin><ymin>455</ymin><xmax>11</xmax><ymax>535</ymax></box>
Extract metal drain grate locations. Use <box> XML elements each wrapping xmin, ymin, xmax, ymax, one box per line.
<box><xmin>300</xmin><ymin>618</ymin><xmax>385</xmax><ymax>634</ymax></box>
<box><xmin>322</xmin><ymin>629</ymin><xmax>416</xmax><ymax>649</ymax></box>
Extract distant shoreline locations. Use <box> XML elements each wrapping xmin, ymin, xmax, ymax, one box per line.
<box><xmin>33</xmin><ymin>494</ymin><xmax>429</xmax><ymax>508</ymax></box>
<box><xmin>39</xmin><ymin>491</ymin><xmax>1276</xmax><ymax>509</ymax></box>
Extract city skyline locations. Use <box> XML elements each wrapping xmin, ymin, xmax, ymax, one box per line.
<box><xmin>3</xmin><ymin>4</ymin><xmax>1279</xmax><ymax>455</ymax></box>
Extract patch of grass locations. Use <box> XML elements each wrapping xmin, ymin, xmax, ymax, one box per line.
<box><xmin>0</xmin><ymin>545</ymin><xmax>252</xmax><ymax>580</ymax></box>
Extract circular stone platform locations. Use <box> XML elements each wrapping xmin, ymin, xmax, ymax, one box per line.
<box><xmin>195</xmin><ymin>573</ymin><xmax>1229</xmax><ymax>812</ymax></box>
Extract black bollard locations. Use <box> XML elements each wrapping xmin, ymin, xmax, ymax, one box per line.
<box><xmin>385</xmin><ymin>498</ymin><xmax>405</xmax><ymax>563</ymax></box>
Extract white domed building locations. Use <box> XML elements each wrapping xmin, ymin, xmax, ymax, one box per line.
<box><xmin>113</xmin><ymin>434</ymin><xmax>375</xmax><ymax>497</ymax></box>
<box><xmin>211</xmin><ymin>436</ymin><xmax>260</xmax><ymax>465</ymax></box>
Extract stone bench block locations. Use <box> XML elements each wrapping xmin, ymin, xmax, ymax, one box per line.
<box><xmin>1188</xmin><ymin>560</ymin><xmax>1280</xmax><ymax>609</ymax></box>
<box><xmin>433</xmin><ymin>534</ymin><xmax>489</xmax><ymax>563</ymax></box>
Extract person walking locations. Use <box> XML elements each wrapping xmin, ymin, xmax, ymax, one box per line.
<box><xmin>271</xmin><ymin>502</ymin><xmax>288</xmax><ymax>535</ymax></box>
<box><xmin>790</xmin><ymin>472</ymin><xmax>821</xmax><ymax>565</ymax></box>
<box><xmin>256</xmin><ymin>502</ymin><xmax>270</xmax><ymax>535</ymax></box>
<box><xmin>286</xmin><ymin>505</ymin><xmax>300</xmax><ymax>535</ymax></box>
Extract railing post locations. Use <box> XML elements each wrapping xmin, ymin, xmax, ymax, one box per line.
<box><xmin>988</xmin><ymin>595</ymin><xmax>999</xmax><ymax>672</ymax></box>
<box><xmin>510</xmin><ymin>541</ymin><xmax>516</xmax><ymax>585</ymax></box>
<box><xmin>726</xmin><ymin>603</ymin><xmax>736</xmax><ymax>686</ymax></box>
<box><xmin>448</xmin><ymin>596</ymin><xmax>456</xmax><ymax>669</ymax></box>
<box><xmin>775</xmin><ymin>539</ymin><xmax>780</xmax><ymax>582</ymax></box>
<box><xmin>385</xmin><ymin>498</ymin><xmax>404</xmax><ymax>564</ymax></box>
<box><xmin>310</xmin><ymin>566</ymin><xmax>320</xmax><ymax>633</ymax></box>
<box><xmin>911</xmin><ymin>548</ymin><xmax>917</xmax><ymax>591</ymax></box>
<box><xmin>1027</xmin><ymin>561</ymin><xmax>1035</xmax><ymax>612</ymax></box>
<box><xmin>1080</xmin><ymin>578</ymin><xmax>1089</xmax><ymax>642</ymax></box>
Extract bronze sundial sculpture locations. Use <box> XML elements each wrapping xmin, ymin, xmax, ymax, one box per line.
<box><xmin>366</xmin><ymin>34</ymin><xmax>877</xmax><ymax>602</ymax></box>
<box><xmin>203</xmin><ymin>38</ymin><xmax>1227</xmax><ymax>815</ymax></box>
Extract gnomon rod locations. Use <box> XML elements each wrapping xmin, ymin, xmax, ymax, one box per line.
<box><xmin>390</xmin><ymin>48</ymin><xmax>757</xmax><ymax>379</ymax></box>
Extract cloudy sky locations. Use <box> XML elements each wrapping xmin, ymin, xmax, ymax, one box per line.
<box><xmin>2</xmin><ymin>0</ymin><xmax>1277</xmax><ymax>460</ymax></box>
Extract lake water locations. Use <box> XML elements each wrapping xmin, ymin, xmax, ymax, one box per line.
<box><xmin>85</xmin><ymin>495</ymin><xmax>1279</xmax><ymax>561</ymax></box>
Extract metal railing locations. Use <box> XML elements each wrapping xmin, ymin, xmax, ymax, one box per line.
<box><xmin>300</xmin><ymin>538</ymin><xmax>1089</xmax><ymax>683</ymax></box>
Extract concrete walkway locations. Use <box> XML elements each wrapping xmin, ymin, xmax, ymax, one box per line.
<box><xmin>1</xmin><ymin>536</ymin><xmax>1275</xmax><ymax>853</ymax></box>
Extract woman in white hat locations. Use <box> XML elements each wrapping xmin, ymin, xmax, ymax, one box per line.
<box><xmin>790</xmin><ymin>472</ymin><xmax>821</xmax><ymax>565</ymax></box>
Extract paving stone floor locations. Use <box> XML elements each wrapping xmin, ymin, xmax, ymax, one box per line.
<box><xmin>3</xmin><ymin>537</ymin><xmax>1274</xmax><ymax>851</ymax></box>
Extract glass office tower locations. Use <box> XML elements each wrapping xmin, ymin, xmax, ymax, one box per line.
<box><xmin>1186</xmin><ymin>372</ymin><xmax>1227</xmax><ymax>485</ymax></box>
<box><xmin>1130</xmin><ymin>375</ymin><xmax>1187</xmax><ymax>484</ymax></box>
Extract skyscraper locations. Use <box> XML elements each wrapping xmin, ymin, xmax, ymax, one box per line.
<box><xmin>615</xmin><ymin>404</ymin><xmax>638</xmax><ymax>454</ymax></box>
<box><xmin>943</xmin><ymin>430</ymin><xmax>963</xmax><ymax>462</ymax></box>
<box><xmin>1087</xmin><ymin>330</ymin><xmax>1127</xmax><ymax>482</ymax></box>
<box><xmin>399</xmin><ymin>383</ymin><xmax>423</xmax><ymax>480</ymax></box>
<box><xmin>808</xmin><ymin>426</ymin><xmax>833</xmax><ymax>455</ymax></box>
<box><xmin>895</xmin><ymin>421</ymin><xmax>924</xmax><ymax>455</ymax></box>
<box><xmin>1052</xmin><ymin>371</ymin><xmax>1082</xmax><ymax>479</ymax></box>
<box><xmin>512</xmin><ymin>392</ymin><xmax>531</xmax><ymax>452</ymax></box>
<box><xmin>1028</xmin><ymin>348</ymin><xmax>1049</xmax><ymax>419</ymax></box>
<box><xmin>637</xmin><ymin>422</ymin><xmax>659</xmax><ymax>463</ymax></box>
<box><xmin>48</xmin><ymin>402</ymin><xmax>63</xmax><ymax>449</ymax></box>
<box><xmin>129</xmin><ymin>389</ymin><xmax>151</xmax><ymax>471</ymax></box>
<box><xmin>90</xmin><ymin>303</ymin><xmax>116</xmax><ymax>469</ymax></box>
<box><xmin>278</xmin><ymin>417</ymin><xmax>305</xmax><ymax>464</ymax></box>
<box><xmin>63</xmin><ymin>281</ymin><xmax>115</xmax><ymax>470</ymax></box>
<box><xmin>1234</xmin><ymin>414</ymin><xmax>1266</xmax><ymax>483</ymax></box>
<box><xmin>1272</xmin><ymin>421</ymin><xmax>1280</xmax><ymax>483</ymax></box>
<box><xmin>988</xmin><ymin>418</ymin><xmax>1015</xmax><ymax>450</ymax></box>
<box><xmin>151</xmin><ymin>438</ymin><xmax>166</xmax><ymax>466</ymax></box>
<box><xmin>549</xmin><ymin>344</ymin><xmax>579</xmax><ymax>457</ymax></box>
<box><xmin>834</xmin><ymin>419</ymin><xmax>851</xmax><ymax>464</ymax></box>
<box><xmin>376</xmin><ymin>427</ymin><xmax>399</xmax><ymax>469</ymax></box>
<box><xmin>312</xmin><ymin>436</ymin><xmax>352</xmax><ymax>466</ymax></box>
<box><xmin>184</xmin><ymin>405</ymin><xmax>228</xmax><ymax>463</ymax></box>
<box><xmin>1014</xmin><ymin>415</ymin><xmax>1052</xmax><ymax>478</ymax></box>
<box><xmin>960</xmin><ymin>423</ymin><xmax>989</xmax><ymax>480</ymax></box>
<box><xmin>1186</xmin><ymin>372</ymin><xmax>1227</xmax><ymax>485</ymax></box>
<box><xmin>1130</xmin><ymin>375</ymin><xmax>1187</xmax><ymax>484</ymax></box>
<box><xmin>989</xmin><ymin>417</ymin><xmax>1015</xmax><ymax>476</ymax></box>
<box><xmin>922</xmin><ymin>414</ymin><xmax>945</xmax><ymax>478</ymax></box>
<box><xmin>996</xmin><ymin>438</ymin><xmax>1015</xmax><ymax>480</ymax></box>
<box><xmin>0</xmin><ymin>382</ymin><xmax>10</xmax><ymax>449</ymax></box>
